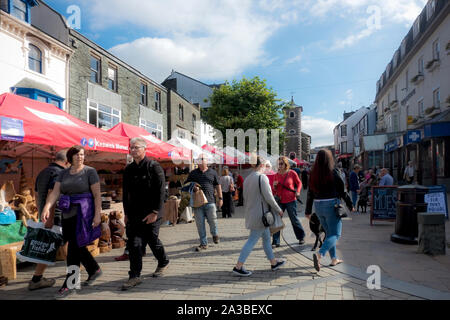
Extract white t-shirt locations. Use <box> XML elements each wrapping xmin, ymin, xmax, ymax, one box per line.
<box><xmin>219</xmin><ymin>175</ymin><xmax>233</xmax><ymax>193</ymax></box>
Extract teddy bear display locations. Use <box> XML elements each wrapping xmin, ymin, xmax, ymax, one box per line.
<box><xmin>109</xmin><ymin>211</ymin><xmax>125</xmax><ymax>249</ymax></box>
<box><xmin>99</xmin><ymin>213</ymin><xmax>112</xmax><ymax>253</ymax></box>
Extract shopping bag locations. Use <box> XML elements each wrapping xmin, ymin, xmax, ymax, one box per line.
<box><xmin>270</xmin><ymin>213</ymin><xmax>285</xmax><ymax>235</ymax></box>
<box><xmin>16</xmin><ymin>220</ymin><xmax>63</xmax><ymax>266</ymax></box>
<box><xmin>192</xmin><ymin>189</ymin><xmax>208</xmax><ymax>208</ymax></box>
<box><xmin>180</xmin><ymin>206</ymin><xmax>194</xmax><ymax>223</ymax></box>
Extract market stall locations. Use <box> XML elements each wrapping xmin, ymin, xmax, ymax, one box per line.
<box><xmin>0</xmin><ymin>93</ymin><xmax>133</xmax><ymax>279</ymax></box>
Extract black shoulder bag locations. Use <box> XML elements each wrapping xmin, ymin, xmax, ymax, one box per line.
<box><xmin>259</xmin><ymin>176</ymin><xmax>274</xmax><ymax>227</ymax></box>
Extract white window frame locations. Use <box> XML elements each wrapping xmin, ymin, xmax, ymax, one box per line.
<box><xmin>155</xmin><ymin>91</ymin><xmax>161</xmax><ymax>112</ymax></box>
<box><xmin>107</xmin><ymin>64</ymin><xmax>118</xmax><ymax>92</ymax></box>
<box><xmin>427</xmin><ymin>0</ymin><xmax>436</xmax><ymax>21</ymax></box>
<box><xmin>28</xmin><ymin>43</ymin><xmax>43</xmax><ymax>74</ymax></box>
<box><xmin>418</xmin><ymin>99</ymin><xmax>424</xmax><ymax>116</ymax></box>
<box><xmin>418</xmin><ymin>56</ymin><xmax>424</xmax><ymax>74</ymax></box>
<box><xmin>87</xmin><ymin>99</ymin><xmax>121</xmax><ymax>130</ymax></box>
<box><xmin>140</xmin><ymin>82</ymin><xmax>148</xmax><ymax>106</ymax></box>
<box><xmin>179</xmin><ymin>104</ymin><xmax>184</xmax><ymax>121</ymax></box>
<box><xmin>433</xmin><ymin>39</ymin><xmax>440</xmax><ymax>60</ymax></box>
<box><xmin>413</xmin><ymin>17</ymin><xmax>420</xmax><ymax>39</ymax></box>
<box><xmin>140</xmin><ymin>118</ymin><xmax>163</xmax><ymax>140</ymax></box>
<box><xmin>90</xmin><ymin>54</ymin><xmax>101</xmax><ymax>84</ymax></box>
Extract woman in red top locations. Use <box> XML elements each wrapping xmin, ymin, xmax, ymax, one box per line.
<box><xmin>272</xmin><ymin>157</ymin><xmax>306</xmax><ymax>247</ymax></box>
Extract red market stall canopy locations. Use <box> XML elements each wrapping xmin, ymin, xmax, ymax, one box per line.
<box><xmin>0</xmin><ymin>93</ymin><xmax>129</xmax><ymax>154</ymax></box>
<box><xmin>108</xmin><ymin>122</ymin><xmax>190</xmax><ymax>162</ymax></box>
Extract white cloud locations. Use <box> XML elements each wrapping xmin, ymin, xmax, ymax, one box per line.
<box><xmin>299</xmin><ymin>67</ymin><xmax>310</xmax><ymax>74</ymax></box>
<box><xmin>307</xmin><ymin>0</ymin><xmax>427</xmax><ymax>50</ymax></box>
<box><xmin>302</xmin><ymin>115</ymin><xmax>338</xmax><ymax>148</ymax></box>
<box><xmin>81</xmin><ymin>0</ymin><xmax>290</xmax><ymax>82</ymax></box>
<box><xmin>77</xmin><ymin>0</ymin><xmax>428</xmax><ymax>81</ymax></box>
<box><xmin>285</xmin><ymin>54</ymin><xmax>302</xmax><ymax>64</ymax></box>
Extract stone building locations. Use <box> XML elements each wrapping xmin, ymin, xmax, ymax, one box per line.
<box><xmin>166</xmin><ymin>88</ymin><xmax>201</xmax><ymax>145</ymax></box>
<box><xmin>301</xmin><ymin>132</ymin><xmax>311</xmax><ymax>161</ymax></box>
<box><xmin>284</xmin><ymin>98</ymin><xmax>302</xmax><ymax>160</ymax></box>
<box><xmin>68</xmin><ymin>29</ymin><xmax>168</xmax><ymax>140</ymax></box>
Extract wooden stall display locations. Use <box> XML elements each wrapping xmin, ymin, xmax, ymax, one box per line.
<box><xmin>0</xmin><ymin>241</ymin><xmax>23</xmax><ymax>281</ymax></box>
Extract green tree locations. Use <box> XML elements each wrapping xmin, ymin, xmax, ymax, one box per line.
<box><xmin>203</xmin><ymin>76</ymin><xmax>286</xmax><ymax>153</ymax></box>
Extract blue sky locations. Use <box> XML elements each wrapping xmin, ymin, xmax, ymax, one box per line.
<box><xmin>45</xmin><ymin>0</ymin><xmax>427</xmax><ymax>147</ymax></box>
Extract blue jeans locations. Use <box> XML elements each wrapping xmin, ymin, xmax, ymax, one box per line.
<box><xmin>238</xmin><ymin>228</ymin><xmax>275</xmax><ymax>263</ymax></box>
<box><xmin>272</xmin><ymin>201</ymin><xmax>305</xmax><ymax>245</ymax></box>
<box><xmin>351</xmin><ymin>191</ymin><xmax>358</xmax><ymax>207</ymax></box>
<box><xmin>194</xmin><ymin>203</ymin><xmax>218</xmax><ymax>246</ymax></box>
<box><xmin>314</xmin><ymin>198</ymin><xmax>342</xmax><ymax>260</ymax></box>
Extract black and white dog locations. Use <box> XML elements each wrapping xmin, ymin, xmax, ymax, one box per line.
<box><xmin>309</xmin><ymin>213</ymin><xmax>326</xmax><ymax>251</ymax></box>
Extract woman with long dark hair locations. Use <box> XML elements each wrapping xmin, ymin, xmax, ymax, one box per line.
<box><xmin>305</xmin><ymin>149</ymin><xmax>354</xmax><ymax>272</ymax></box>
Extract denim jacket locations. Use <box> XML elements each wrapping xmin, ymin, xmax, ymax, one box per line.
<box><xmin>59</xmin><ymin>193</ymin><xmax>101</xmax><ymax>247</ymax></box>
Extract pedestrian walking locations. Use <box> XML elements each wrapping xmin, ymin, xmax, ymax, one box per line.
<box><xmin>336</xmin><ymin>162</ymin><xmax>346</xmax><ymax>191</ymax></box>
<box><xmin>29</xmin><ymin>150</ymin><xmax>69</xmax><ymax>291</ymax></box>
<box><xmin>272</xmin><ymin>156</ymin><xmax>305</xmax><ymax>247</ymax></box>
<box><xmin>379</xmin><ymin>168</ymin><xmax>394</xmax><ymax>186</ymax></box>
<box><xmin>121</xmin><ymin>138</ymin><xmax>170</xmax><ymax>291</ymax></box>
<box><xmin>219</xmin><ymin>168</ymin><xmax>235</xmax><ymax>218</ymax></box>
<box><xmin>185</xmin><ymin>154</ymin><xmax>222</xmax><ymax>251</ymax></box>
<box><xmin>233</xmin><ymin>156</ymin><xmax>285</xmax><ymax>276</ymax></box>
<box><xmin>305</xmin><ymin>149</ymin><xmax>354</xmax><ymax>272</ymax></box>
<box><xmin>349</xmin><ymin>164</ymin><xmax>361</xmax><ymax>209</ymax></box>
<box><xmin>301</xmin><ymin>166</ymin><xmax>309</xmax><ymax>191</ymax></box>
<box><xmin>234</xmin><ymin>172</ymin><xmax>244</xmax><ymax>207</ymax></box>
<box><xmin>41</xmin><ymin>146</ymin><xmax>103</xmax><ymax>298</ymax></box>
<box><xmin>403</xmin><ymin>161</ymin><xmax>415</xmax><ymax>184</ymax></box>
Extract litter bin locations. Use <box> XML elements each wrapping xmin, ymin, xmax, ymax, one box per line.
<box><xmin>391</xmin><ymin>185</ymin><xmax>428</xmax><ymax>245</ymax></box>
<box><xmin>417</xmin><ymin>212</ymin><xmax>446</xmax><ymax>255</ymax></box>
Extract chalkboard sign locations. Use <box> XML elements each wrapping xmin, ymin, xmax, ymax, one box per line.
<box><xmin>371</xmin><ymin>186</ymin><xmax>398</xmax><ymax>225</ymax></box>
<box><xmin>425</xmin><ymin>185</ymin><xmax>449</xmax><ymax>219</ymax></box>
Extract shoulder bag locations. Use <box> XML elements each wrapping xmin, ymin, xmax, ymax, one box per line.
<box><xmin>259</xmin><ymin>176</ymin><xmax>274</xmax><ymax>227</ymax></box>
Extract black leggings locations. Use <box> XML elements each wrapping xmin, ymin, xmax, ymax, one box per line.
<box><xmin>62</xmin><ymin>215</ymin><xmax>99</xmax><ymax>287</ymax></box>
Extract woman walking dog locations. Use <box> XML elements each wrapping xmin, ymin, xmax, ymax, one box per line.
<box><xmin>305</xmin><ymin>149</ymin><xmax>354</xmax><ymax>272</ymax></box>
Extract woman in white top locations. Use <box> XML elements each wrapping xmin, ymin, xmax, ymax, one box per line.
<box><xmin>219</xmin><ymin>168</ymin><xmax>235</xmax><ymax>218</ymax></box>
<box><xmin>232</xmin><ymin>156</ymin><xmax>286</xmax><ymax>276</ymax></box>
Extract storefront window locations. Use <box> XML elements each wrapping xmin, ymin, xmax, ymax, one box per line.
<box><xmin>422</xmin><ymin>141</ymin><xmax>432</xmax><ymax>180</ymax></box>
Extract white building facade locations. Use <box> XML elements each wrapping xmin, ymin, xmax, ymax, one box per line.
<box><xmin>0</xmin><ymin>0</ymin><xmax>72</xmax><ymax>109</ymax></box>
<box><xmin>334</xmin><ymin>107</ymin><xmax>370</xmax><ymax>166</ymax></box>
<box><xmin>374</xmin><ymin>0</ymin><xmax>450</xmax><ymax>186</ymax></box>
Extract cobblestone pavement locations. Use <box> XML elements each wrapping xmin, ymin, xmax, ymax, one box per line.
<box><xmin>3</xmin><ymin>200</ymin><xmax>447</xmax><ymax>300</ymax></box>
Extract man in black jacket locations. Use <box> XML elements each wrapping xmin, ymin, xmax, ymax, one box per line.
<box><xmin>29</xmin><ymin>150</ymin><xmax>68</xmax><ymax>291</ymax></box>
<box><xmin>121</xmin><ymin>137</ymin><xmax>169</xmax><ymax>291</ymax></box>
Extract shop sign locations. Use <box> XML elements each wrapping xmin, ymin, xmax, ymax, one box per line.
<box><xmin>425</xmin><ymin>186</ymin><xmax>449</xmax><ymax>219</ymax></box>
<box><xmin>405</xmin><ymin>130</ymin><xmax>422</xmax><ymax>145</ymax></box>
<box><xmin>0</xmin><ymin>117</ymin><xmax>24</xmax><ymax>142</ymax></box>
<box><xmin>385</xmin><ymin>136</ymin><xmax>403</xmax><ymax>152</ymax></box>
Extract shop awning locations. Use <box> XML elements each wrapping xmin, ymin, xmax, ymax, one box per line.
<box><xmin>108</xmin><ymin>122</ymin><xmax>190</xmax><ymax>162</ymax></box>
<box><xmin>0</xmin><ymin>93</ymin><xmax>129</xmax><ymax>154</ymax></box>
